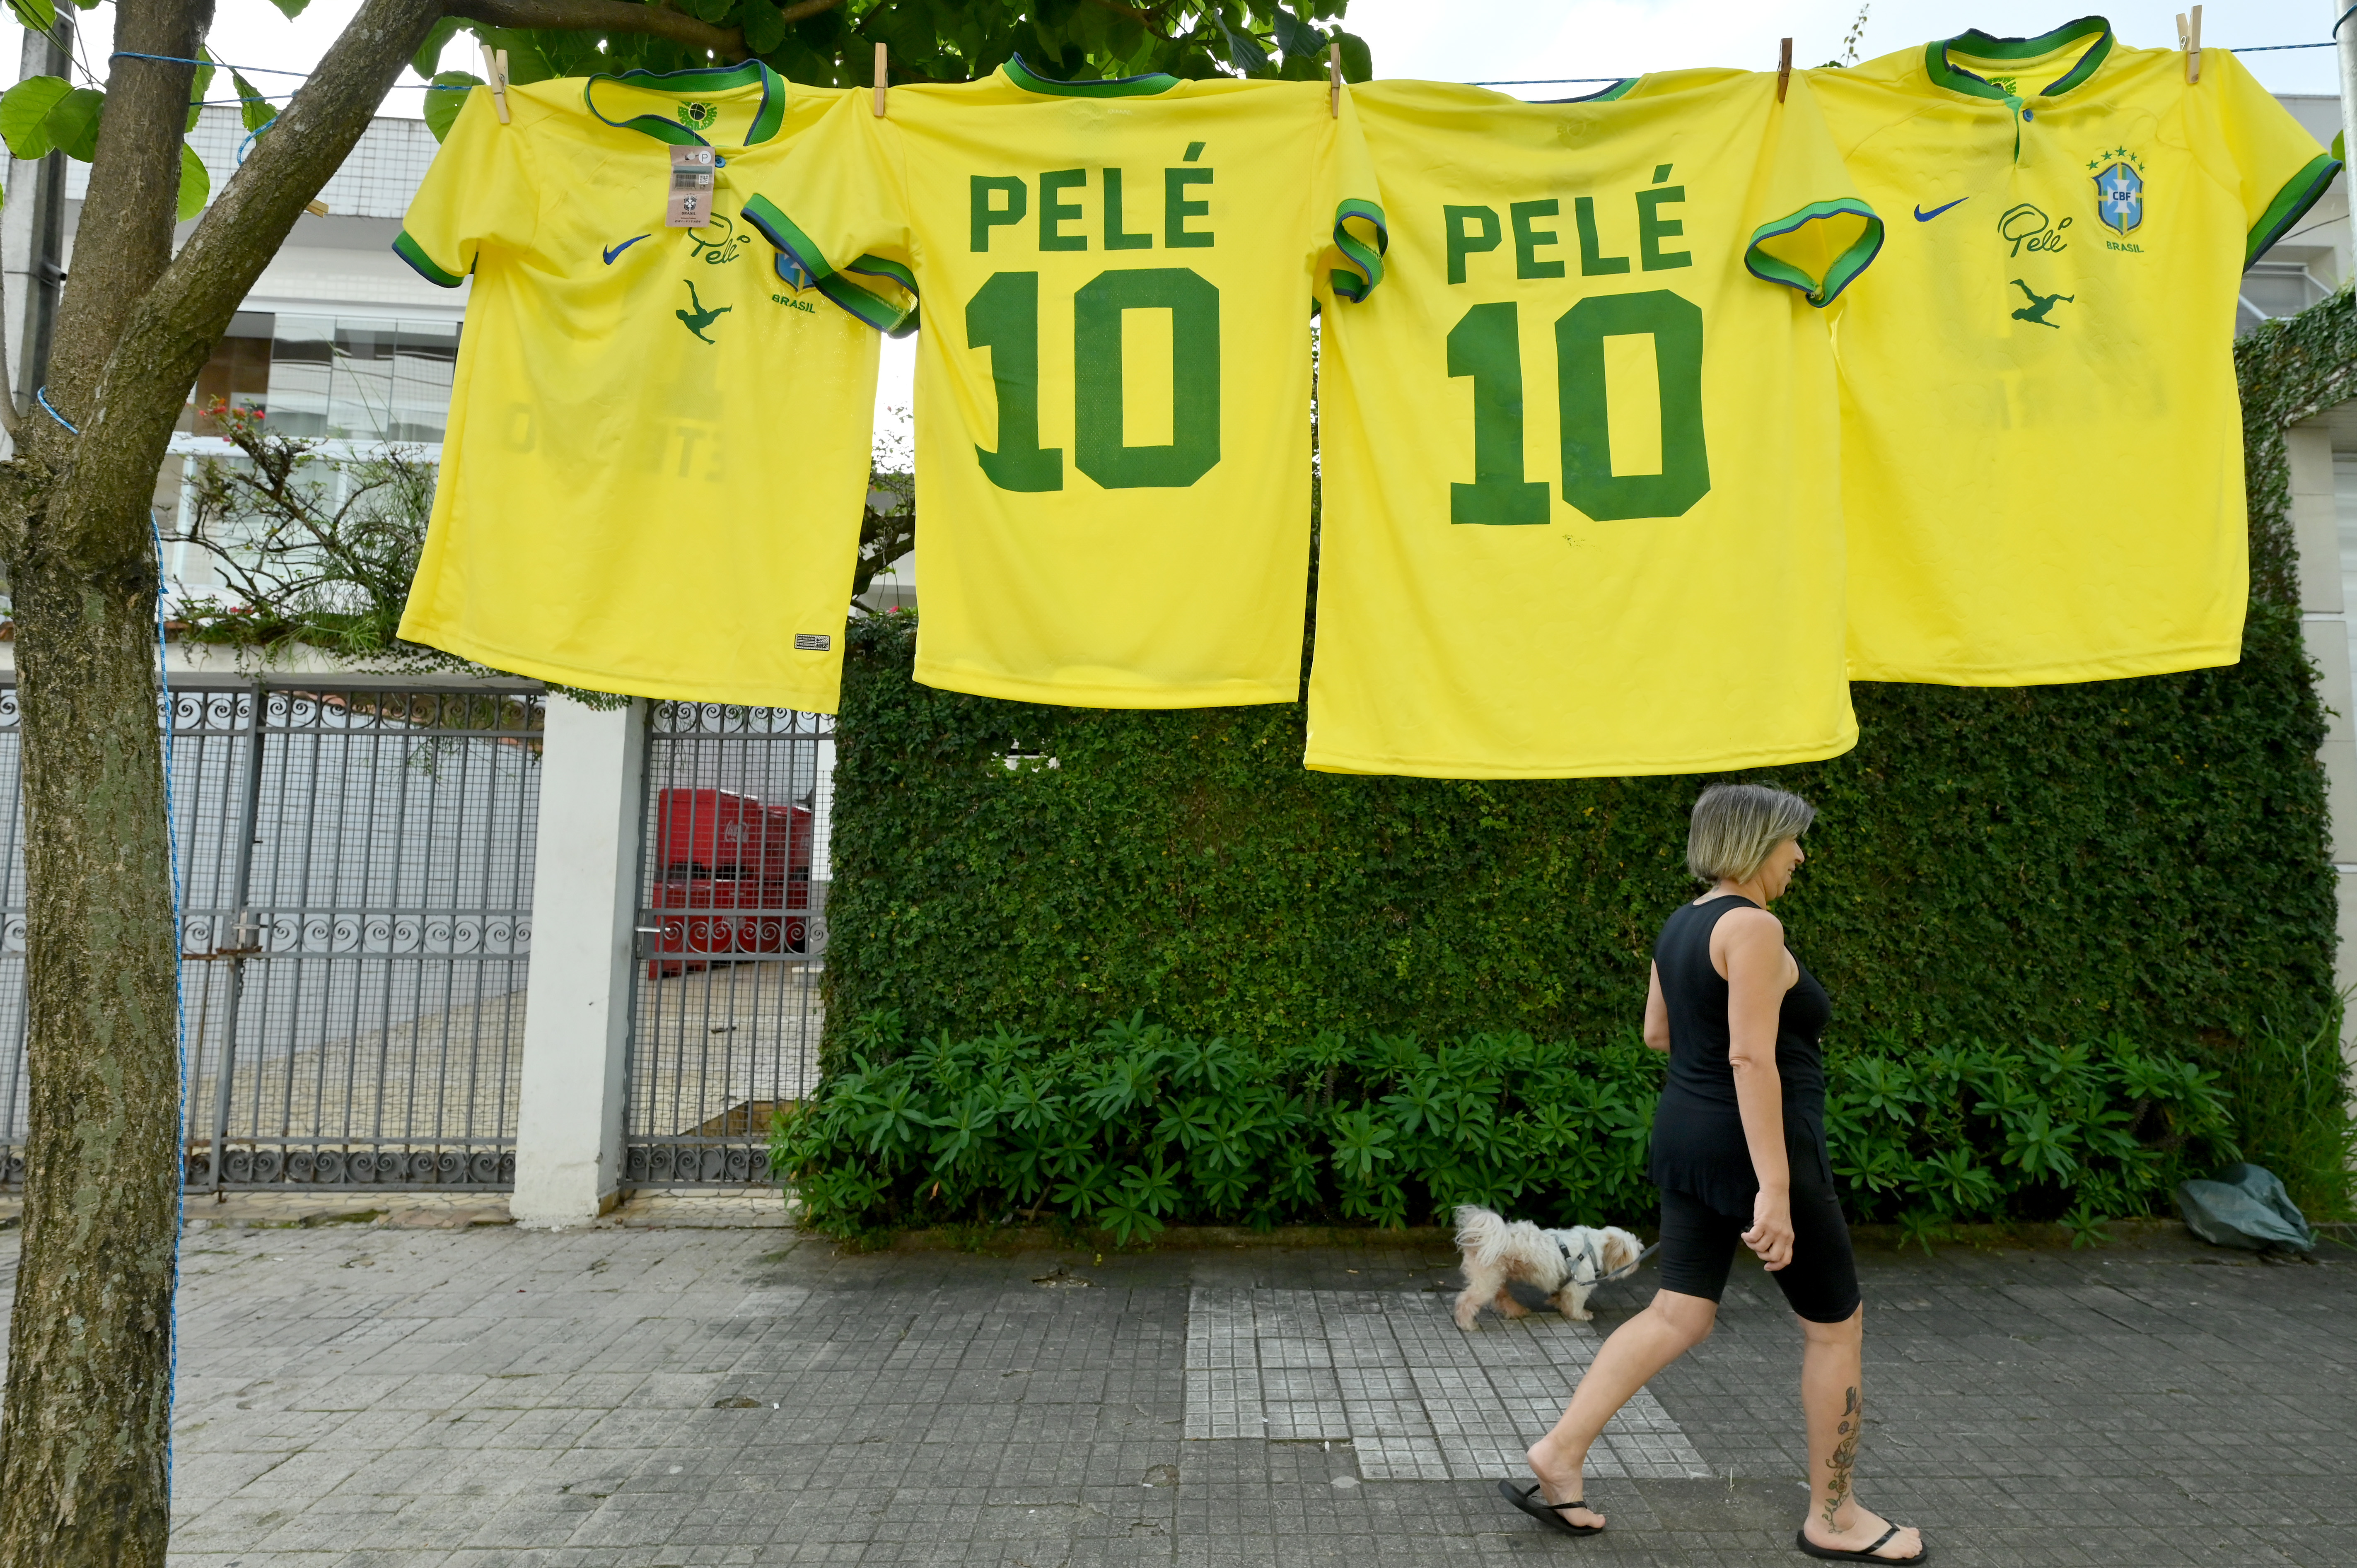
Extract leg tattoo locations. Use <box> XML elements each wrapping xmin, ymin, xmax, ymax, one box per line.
<box><xmin>1822</xmin><ymin>1385</ymin><xmax>1860</xmax><ymax>1529</ymax></box>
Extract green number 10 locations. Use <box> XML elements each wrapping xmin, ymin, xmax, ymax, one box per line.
<box><xmin>966</xmin><ymin>266</ymin><xmax>1223</xmax><ymax>493</ymax></box>
<box><xmin>1447</xmin><ymin>289</ymin><xmax>1711</xmax><ymax>525</ymax></box>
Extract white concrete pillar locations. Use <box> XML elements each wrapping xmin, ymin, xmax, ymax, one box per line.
<box><xmin>512</xmin><ymin>696</ymin><xmax>646</xmax><ymax>1227</ymax></box>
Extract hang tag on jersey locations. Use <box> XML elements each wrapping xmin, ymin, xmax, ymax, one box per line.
<box><xmin>668</xmin><ymin>146</ymin><xmax>716</xmax><ymax>229</ymax></box>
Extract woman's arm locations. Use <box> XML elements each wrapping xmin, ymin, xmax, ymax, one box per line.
<box><xmin>1642</xmin><ymin>963</ymin><xmax>1670</xmax><ymax>1052</ymax></box>
<box><xmin>1718</xmin><ymin>907</ymin><xmax>1794</xmax><ymax>1270</ymax></box>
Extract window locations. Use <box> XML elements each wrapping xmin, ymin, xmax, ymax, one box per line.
<box><xmin>179</xmin><ymin>312</ymin><xmax>462</xmax><ymax>442</ymax></box>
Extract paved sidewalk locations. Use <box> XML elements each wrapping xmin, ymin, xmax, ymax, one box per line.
<box><xmin>0</xmin><ymin>1214</ymin><xmax>2349</xmax><ymax>1566</ymax></box>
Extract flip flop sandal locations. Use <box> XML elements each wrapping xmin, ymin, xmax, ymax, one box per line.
<box><xmin>1794</xmin><ymin>1523</ymin><xmax>1929</xmax><ymax>1563</ymax></box>
<box><xmin>1497</xmin><ymin>1478</ymin><xmax>1603</xmax><ymax>1536</ymax></box>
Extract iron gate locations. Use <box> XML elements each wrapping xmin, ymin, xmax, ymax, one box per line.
<box><xmin>623</xmin><ymin>700</ymin><xmax>832</xmax><ymax>1187</ymax></box>
<box><xmin>0</xmin><ymin>680</ymin><xmax>541</xmax><ymax>1190</ymax></box>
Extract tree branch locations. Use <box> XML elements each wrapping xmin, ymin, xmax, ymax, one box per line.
<box><xmin>780</xmin><ymin>0</ymin><xmax>848</xmax><ymax>21</ymax></box>
<box><xmin>447</xmin><ymin>0</ymin><xmax>745</xmax><ymax>58</ymax></box>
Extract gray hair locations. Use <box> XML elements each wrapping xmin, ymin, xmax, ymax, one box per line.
<box><xmin>1685</xmin><ymin>784</ymin><xmax>1816</xmax><ymax>884</ymax></box>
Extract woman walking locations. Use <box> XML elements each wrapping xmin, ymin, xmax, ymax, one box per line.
<box><xmin>1501</xmin><ymin>784</ymin><xmax>1925</xmax><ymax>1563</ymax></box>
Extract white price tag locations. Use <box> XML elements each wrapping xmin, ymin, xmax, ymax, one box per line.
<box><xmin>668</xmin><ymin>145</ymin><xmax>716</xmax><ymax>229</ymax></box>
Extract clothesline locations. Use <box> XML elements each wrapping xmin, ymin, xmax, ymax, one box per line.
<box><xmin>98</xmin><ymin>41</ymin><xmax>2356</xmax><ymax>101</ymax></box>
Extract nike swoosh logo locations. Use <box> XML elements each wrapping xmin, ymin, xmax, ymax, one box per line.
<box><xmin>602</xmin><ymin>235</ymin><xmax>650</xmax><ymax>265</ymax></box>
<box><xmin>1913</xmin><ymin>198</ymin><xmax>1968</xmax><ymax>222</ymax></box>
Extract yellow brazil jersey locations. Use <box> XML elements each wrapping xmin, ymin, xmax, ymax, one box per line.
<box><xmin>393</xmin><ymin>64</ymin><xmax>882</xmax><ymax>709</ymax></box>
<box><xmin>742</xmin><ymin>58</ymin><xmax>1384</xmax><ymax>707</ymax></box>
<box><xmin>1809</xmin><ymin>22</ymin><xmax>2339</xmax><ymax>685</ymax></box>
<box><xmin>1305</xmin><ymin>72</ymin><xmax>1882</xmax><ymax>778</ymax></box>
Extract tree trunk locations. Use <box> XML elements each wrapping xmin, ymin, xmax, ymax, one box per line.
<box><xmin>0</xmin><ymin>0</ymin><xmax>741</xmax><ymax>1558</ymax></box>
<box><xmin>0</xmin><ymin>2</ymin><xmax>437</xmax><ymax>1562</ymax></box>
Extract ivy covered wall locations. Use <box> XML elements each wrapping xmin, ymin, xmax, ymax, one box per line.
<box><xmin>821</xmin><ymin>297</ymin><xmax>2351</xmax><ymax>1074</ymax></box>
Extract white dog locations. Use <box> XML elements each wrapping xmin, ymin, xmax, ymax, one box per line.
<box><xmin>1451</xmin><ymin>1204</ymin><xmax>1645</xmax><ymax>1327</ymax></box>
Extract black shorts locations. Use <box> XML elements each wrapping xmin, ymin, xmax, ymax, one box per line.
<box><xmin>1655</xmin><ymin>1183</ymin><xmax>1861</xmax><ymax>1323</ymax></box>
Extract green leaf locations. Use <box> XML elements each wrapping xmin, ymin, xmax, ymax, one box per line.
<box><xmin>742</xmin><ymin>0</ymin><xmax>787</xmax><ymax>56</ymax></box>
<box><xmin>459</xmin><ymin>27</ymin><xmax>556</xmax><ymax>86</ymax></box>
<box><xmin>1333</xmin><ymin>29</ymin><xmax>1373</xmax><ymax>82</ymax></box>
<box><xmin>422</xmin><ymin>72</ymin><xmax>483</xmax><ymax>143</ymax></box>
<box><xmin>265</xmin><ymin>0</ymin><xmax>309</xmax><ymax>17</ymax></box>
<box><xmin>412</xmin><ymin>17</ymin><xmax>463</xmax><ymax>80</ymax></box>
<box><xmin>176</xmin><ymin>140</ymin><xmax>208</xmax><ymax>222</ymax></box>
<box><xmin>1213</xmin><ymin>17</ymin><xmax>1270</xmax><ymax>75</ymax></box>
<box><xmin>0</xmin><ymin>77</ymin><xmax>104</xmax><ymax>162</ymax></box>
<box><xmin>185</xmin><ymin>45</ymin><xmax>215</xmax><ymax>133</ymax></box>
<box><xmin>230</xmin><ymin>71</ymin><xmax>276</xmax><ymax>136</ymax></box>
<box><xmin>5</xmin><ymin>0</ymin><xmax>56</xmax><ymax>35</ymax></box>
<box><xmin>1271</xmin><ymin>5</ymin><xmax>1323</xmax><ymax>60</ymax></box>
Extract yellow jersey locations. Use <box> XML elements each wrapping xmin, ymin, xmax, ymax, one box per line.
<box><xmin>1306</xmin><ymin>71</ymin><xmax>1881</xmax><ymax>778</ymax></box>
<box><xmin>744</xmin><ymin>59</ymin><xmax>1384</xmax><ymax>707</ymax></box>
<box><xmin>394</xmin><ymin>65</ymin><xmax>880</xmax><ymax>710</ymax></box>
<box><xmin>1809</xmin><ymin>23</ymin><xmax>2338</xmax><ymax>685</ymax></box>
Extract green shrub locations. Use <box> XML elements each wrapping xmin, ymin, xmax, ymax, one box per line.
<box><xmin>772</xmin><ymin>1013</ymin><xmax>2238</xmax><ymax>1247</ymax></box>
<box><xmin>824</xmin><ymin>605</ymin><xmax>2335</xmax><ymax>1084</ymax></box>
<box><xmin>2218</xmin><ymin>1001</ymin><xmax>2357</xmax><ymax>1223</ymax></box>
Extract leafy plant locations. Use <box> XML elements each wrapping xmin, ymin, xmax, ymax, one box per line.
<box><xmin>772</xmin><ymin>1014</ymin><xmax>2240</xmax><ymax>1245</ymax></box>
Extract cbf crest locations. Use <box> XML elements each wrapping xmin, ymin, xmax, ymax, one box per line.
<box><xmin>2090</xmin><ymin>147</ymin><xmax>2146</xmax><ymax>235</ymax></box>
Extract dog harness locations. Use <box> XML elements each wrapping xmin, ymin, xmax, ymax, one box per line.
<box><xmin>1556</xmin><ymin>1233</ymin><xmax>1661</xmax><ymax>1286</ymax></box>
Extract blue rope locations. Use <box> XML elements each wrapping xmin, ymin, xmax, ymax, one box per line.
<box><xmin>34</xmin><ymin>386</ymin><xmax>74</xmax><ymax>433</ymax></box>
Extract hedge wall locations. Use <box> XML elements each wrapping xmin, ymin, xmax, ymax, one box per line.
<box><xmin>822</xmin><ymin>297</ymin><xmax>2353</xmax><ymax>1075</ymax></box>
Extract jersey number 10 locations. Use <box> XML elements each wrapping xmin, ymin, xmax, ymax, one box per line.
<box><xmin>967</xmin><ymin>267</ymin><xmax>1221</xmax><ymax>492</ymax></box>
<box><xmin>1449</xmin><ymin>290</ymin><xmax>1710</xmax><ymax>525</ymax></box>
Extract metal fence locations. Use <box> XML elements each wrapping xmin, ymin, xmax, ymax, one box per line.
<box><xmin>623</xmin><ymin>701</ymin><xmax>833</xmax><ymax>1187</ymax></box>
<box><xmin>0</xmin><ymin>680</ymin><xmax>541</xmax><ymax>1190</ymax></box>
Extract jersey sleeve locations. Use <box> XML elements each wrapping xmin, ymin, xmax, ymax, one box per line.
<box><xmin>1321</xmin><ymin>85</ymin><xmax>1389</xmax><ymax>303</ymax></box>
<box><xmin>392</xmin><ymin>89</ymin><xmax>539</xmax><ymax>287</ymax></box>
<box><xmin>741</xmin><ymin>93</ymin><xmax>918</xmax><ymax>335</ymax></box>
<box><xmin>1740</xmin><ymin>73</ymin><xmax>1884</xmax><ymax>308</ymax></box>
<box><xmin>2205</xmin><ymin>48</ymin><xmax>2341</xmax><ymax>267</ymax></box>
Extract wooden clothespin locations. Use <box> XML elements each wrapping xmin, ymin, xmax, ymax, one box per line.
<box><xmin>304</xmin><ymin>200</ymin><xmax>329</xmax><ymax>217</ymax></box>
<box><xmin>1328</xmin><ymin>40</ymin><xmax>1341</xmax><ymax>117</ymax></box>
<box><xmin>1777</xmin><ymin>37</ymin><xmax>1792</xmax><ymax>102</ymax></box>
<box><xmin>874</xmin><ymin>42</ymin><xmax>888</xmax><ymax>117</ymax></box>
<box><xmin>2185</xmin><ymin>5</ymin><xmax>2202</xmax><ymax>84</ymax></box>
<box><xmin>490</xmin><ymin>48</ymin><xmax>510</xmax><ymax>125</ymax></box>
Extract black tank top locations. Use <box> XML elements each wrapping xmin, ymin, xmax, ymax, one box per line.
<box><xmin>1647</xmin><ymin>893</ymin><xmax>1834</xmax><ymax>1216</ymax></box>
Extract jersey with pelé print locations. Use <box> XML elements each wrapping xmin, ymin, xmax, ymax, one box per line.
<box><xmin>744</xmin><ymin>59</ymin><xmax>1386</xmax><ymax>708</ymax></box>
<box><xmin>394</xmin><ymin>65</ymin><xmax>886</xmax><ymax>711</ymax></box>
<box><xmin>1308</xmin><ymin>70</ymin><xmax>1882</xmax><ymax>778</ymax></box>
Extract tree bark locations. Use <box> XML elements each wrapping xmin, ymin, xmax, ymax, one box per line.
<box><xmin>0</xmin><ymin>0</ymin><xmax>217</xmax><ymax>1557</ymax></box>
<box><xmin>0</xmin><ymin>0</ymin><xmax>734</xmax><ymax>1561</ymax></box>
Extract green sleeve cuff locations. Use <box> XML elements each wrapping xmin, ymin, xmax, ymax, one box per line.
<box><xmin>1745</xmin><ymin>198</ymin><xmax>1884</xmax><ymax>307</ymax></box>
<box><xmin>1330</xmin><ymin>197</ymin><xmax>1388</xmax><ymax>304</ymax></box>
<box><xmin>391</xmin><ymin>231</ymin><xmax>468</xmax><ymax>289</ymax></box>
<box><xmin>2247</xmin><ymin>154</ymin><xmax>2341</xmax><ymax>268</ymax></box>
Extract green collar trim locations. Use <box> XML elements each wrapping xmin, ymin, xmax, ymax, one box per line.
<box><xmin>584</xmin><ymin>60</ymin><xmax>787</xmax><ymax>146</ymax></box>
<box><xmin>1003</xmin><ymin>54</ymin><xmax>1180</xmax><ymax>98</ymax></box>
<box><xmin>1924</xmin><ymin>16</ymin><xmax>2113</xmax><ymax>101</ymax></box>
